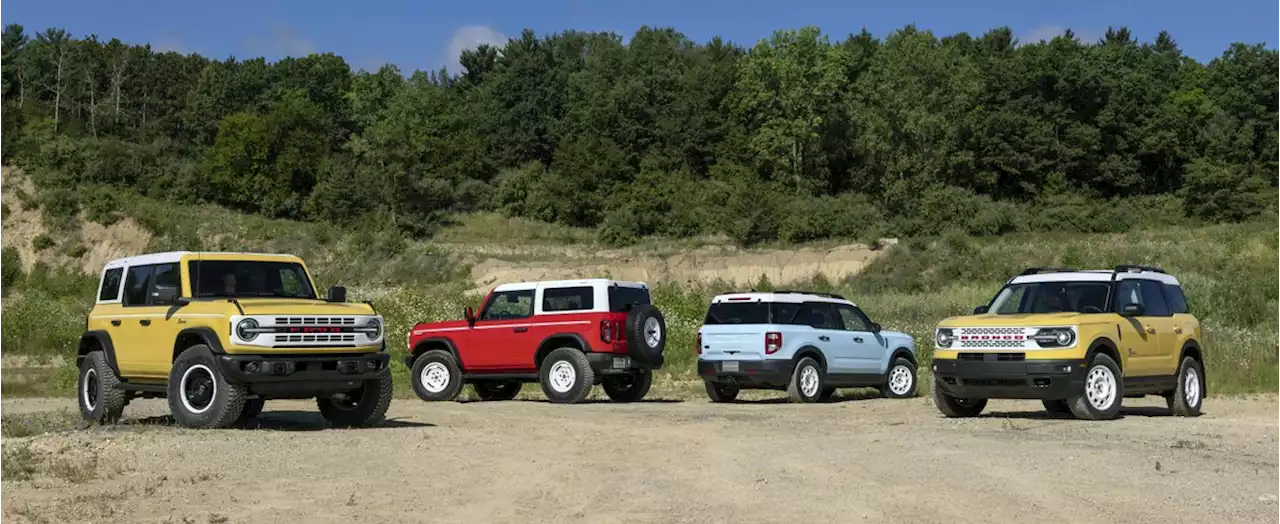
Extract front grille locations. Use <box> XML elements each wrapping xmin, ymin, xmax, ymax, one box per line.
<box><xmin>960</xmin><ymin>339</ymin><xmax>1022</xmax><ymax>348</ymax></box>
<box><xmin>960</xmin><ymin>327</ymin><xmax>1025</xmax><ymax>336</ymax></box>
<box><xmin>274</xmin><ymin>334</ymin><xmax>357</xmax><ymax>343</ymax></box>
<box><xmin>963</xmin><ymin>378</ymin><xmax>1026</xmax><ymax>387</ymax></box>
<box><xmin>275</xmin><ymin>317</ymin><xmax>356</xmax><ymax>326</ymax></box>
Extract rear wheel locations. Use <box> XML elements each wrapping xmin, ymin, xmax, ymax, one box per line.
<box><xmin>931</xmin><ymin>379</ymin><xmax>987</xmax><ymax>418</ymax></box>
<box><xmin>786</xmin><ymin>357</ymin><xmax>824</xmax><ymax>403</ymax></box>
<box><xmin>1067</xmin><ymin>353</ymin><xmax>1123</xmax><ymax>420</ymax></box>
<box><xmin>705</xmin><ymin>381</ymin><xmax>739</xmax><ymax>402</ymax></box>
<box><xmin>1167</xmin><ymin>356</ymin><xmax>1204</xmax><ymax>417</ymax></box>
<box><xmin>883</xmin><ymin>358</ymin><xmax>917</xmax><ymax>399</ymax></box>
<box><xmin>602</xmin><ymin>369</ymin><xmax>653</xmax><ymax>402</ymax></box>
<box><xmin>411</xmin><ymin>350</ymin><xmax>463</xmax><ymax>402</ymax></box>
<box><xmin>78</xmin><ymin>350</ymin><xmax>126</xmax><ymax>424</ymax></box>
<box><xmin>539</xmin><ymin>348</ymin><xmax>594</xmax><ymax>404</ymax></box>
<box><xmin>317</xmin><ymin>369</ymin><xmax>393</xmax><ymax>427</ymax></box>
<box><xmin>168</xmin><ymin>345</ymin><xmax>246</xmax><ymax>429</ymax></box>
<box><xmin>473</xmin><ymin>380</ymin><xmax>522</xmax><ymax>401</ymax></box>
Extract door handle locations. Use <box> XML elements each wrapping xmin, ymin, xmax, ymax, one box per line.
<box><xmin>818</xmin><ymin>336</ymin><xmax>830</xmax><ymax>342</ymax></box>
<box><xmin>140</xmin><ymin>319</ymin><xmax>151</xmax><ymax>327</ymax></box>
<box><xmin>513</xmin><ymin>327</ymin><xmax>528</xmax><ymax>333</ymax></box>
<box><xmin>110</xmin><ymin>320</ymin><xmax>121</xmax><ymax>327</ymax></box>
<box><xmin>1144</xmin><ymin>326</ymin><xmax>1155</xmax><ymax>334</ymax></box>
<box><xmin>853</xmin><ymin>336</ymin><xmax>864</xmax><ymax>343</ymax></box>
<box><xmin>1173</xmin><ymin>326</ymin><xmax>1183</xmax><ymax>334</ymax></box>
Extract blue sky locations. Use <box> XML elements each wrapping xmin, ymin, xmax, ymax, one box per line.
<box><xmin>4</xmin><ymin>0</ymin><xmax>1275</xmax><ymax>73</ymax></box>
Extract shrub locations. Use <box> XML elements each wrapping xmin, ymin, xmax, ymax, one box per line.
<box><xmin>1</xmin><ymin>247</ymin><xmax>23</xmax><ymax>294</ymax></box>
<box><xmin>31</xmin><ymin>234</ymin><xmax>55</xmax><ymax>251</ymax></box>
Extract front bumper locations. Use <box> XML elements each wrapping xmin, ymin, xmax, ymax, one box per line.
<box><xmin>698</xmin><ymin>359</ymin><xmax>791</xmax><ymax>388</ymax></box>
<box><xmin>216</xmin><ymin>352</ymin><xmax>390</xmax><ymax>398</ymax></box>
<box><xmin>932</xmin><ymin>357</ymin><xmax>1087</xmax><ymax>400</ymax></box>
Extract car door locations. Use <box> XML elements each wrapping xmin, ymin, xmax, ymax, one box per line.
<box><xmin>1111</xmin><ymin>279</ymin><xmax>1160</xmax><ymax>376</ymax></box>
<box><xmin>796</xmin><ymin>302</ymin><xmax>847</xmax><ymax>373</ymax></box>
<box><xmin>116</xmin><ymin>264</ymin><xmax>163</xmax><ymax>377</ymax></box>
<box><xmin>1135</xmin><ymin>279</ymin><xmax>1178</xmax><ymax>376</ymax></box>
<box><xmin>469</xmin><ymin>289</ymin><xmax>536</xmax><ymax>370</ymax></box>
<box><xmin>835</xmin><ymin>304</ymin><xmax>885</xmax><ymax>375</ymax></box>
<box><xmin>142</xmin><ymin>263</ymin><xmax>186</xmax><ymax>375</ymax></box>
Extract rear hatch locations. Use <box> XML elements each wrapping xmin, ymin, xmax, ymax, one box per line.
<box><xmin>699</xmin><ymin>301</ymin><xmax>784</xmax><ymax>361</ymax></box>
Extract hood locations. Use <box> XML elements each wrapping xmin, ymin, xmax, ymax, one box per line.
<box><xmin>232</xmin><ymin>298</ymin><xmax>376</xmax><ymax>316</ymax></box>
<box><xmin>937</xmin><ymin>312</ymin><xmax>1085</xmax><ymax>328</ymax></box>
<box><xmin>878</xmin><ymin>330</ymin><xmax>913</xmax><ymax>343</ymax></box>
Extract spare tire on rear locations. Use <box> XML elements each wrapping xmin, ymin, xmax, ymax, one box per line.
<box><xmin>625</xmin><ymin>304</ymin><xmax>666</xmax><ymax>368</ymax></box>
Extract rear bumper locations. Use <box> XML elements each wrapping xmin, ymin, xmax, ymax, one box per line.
<box><xmin>932</xmin><ymin>357</ymin><xmax>1087</xmax><ymax>400</ymax></box>
<box><xmin>586</xmin><ymin>352</ymin><xmax>661</xmax><ymax>375</ymax></box>
<box><xmin>698</xmin><ymin>359</ymin><xmax>791</xmax><ymax>388</ymax></box>
<box><xmin>216</xmin><ymin>352</ymin><xmax>389</xmax><ymax>398</ymax></box>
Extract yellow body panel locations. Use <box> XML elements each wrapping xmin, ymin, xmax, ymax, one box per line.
<box><xmin>87</xmin><ymin>253</ymin><xmax>379</xmax><ymax>380</ymax></box>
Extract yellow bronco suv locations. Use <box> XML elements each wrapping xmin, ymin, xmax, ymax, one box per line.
<box><xmin>76</xmin><ymin>251</ymin><xmax>391</xmax><ymax>429</ymax></box>
<box><xmin>931</xmin><ymin>265</ymin><xmax>1205</xmax><ymax>420</ymax></box>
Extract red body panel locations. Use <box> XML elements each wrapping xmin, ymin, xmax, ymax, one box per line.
<box><xmin>409</xmin><ymin>308</ymin><xmax>630</xmax><ymax>373</ymax></box>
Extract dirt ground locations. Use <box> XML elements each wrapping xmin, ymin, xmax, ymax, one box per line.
<box><xmin>1</xmin><ymin>395</ymin><xmax>1277</xmax><ymax>524</ymax></box>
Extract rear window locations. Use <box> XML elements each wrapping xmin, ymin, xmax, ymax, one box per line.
<box><xmin>704</xmin><ymin>302</ymin><xmax>800</xmax><ymax>325</ymax></box>
<box><xmin>608</xmin><ymin>286</ymin><xmax>651</xmax><ymax>312</ymax></box>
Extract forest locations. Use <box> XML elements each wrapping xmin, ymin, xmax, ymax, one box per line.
<box><xmin>1</xmin><ymin>23</ymin><xmax>1276</xmax><ymax>245</ymax></box>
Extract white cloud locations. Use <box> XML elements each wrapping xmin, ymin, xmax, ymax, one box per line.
<box><xmin>443</xmin><ymin>25</ymin><xmax>507</xmax><ymax>74</ymax></box>
<box><xmin>245</xmin><ymin>25</ymin><xmax>316</xmax><ymax>59</ymax></box>
<box><xmin>1020</xmin><ymin>24</ymin><xmax>1101</xmax><ymax>46</ymax></box>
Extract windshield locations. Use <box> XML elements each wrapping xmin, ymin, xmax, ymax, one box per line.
<box><xmin>189</xmin><ymin>260</ymin><xmax>317</xmax><ymax>300</ymax></box>
<box><xmin>987</xmin><ymin>281</ymin><xmax>1110</xmax><ymax>314</ymax></box>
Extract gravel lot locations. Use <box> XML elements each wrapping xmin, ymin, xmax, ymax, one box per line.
<box><xmin>2</xmin><ymin>395</ymin><xmax>1277</xmax><ymax>524</ymax></box>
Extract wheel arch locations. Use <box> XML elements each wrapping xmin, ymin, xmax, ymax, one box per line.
<box><xmin>77</xmin><ymin>331</ymin><xmax>120</xmax><ymax>375</ymax></box>
<box><xmin>889</xmin><ymin>347</ymin><xmax>917</xmax><ymax>368</ymax></box>
<box><xmin>173</xmin><ymin>327</ymin><xmax>225</xmax><ymax>361</ymax></box>
<box><xmin>410</xmin><ymin>337</ymin><xmax>458</xmax><ymax>361</ymax></box>
<box><xmin>535</xmin><ymin>333</ymin><xmax>590</xmax><ymax>369</ymax></box>
<box><xmin>1086</xmin><ymin>336</ymin><xmax>1122</xmax><ymax>371</ymax></box>
<box><xmin>1179</xmin><ymin>339</ymin><xmax>1203</xmax><ymax>366</ymax></box>
<box><xmin>792</xmin><ymin>345</ymin><xmax>827</xmax><ymax>372</ymax></box>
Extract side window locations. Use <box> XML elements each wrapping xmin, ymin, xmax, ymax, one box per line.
<box><xmin>1138</xmin><ymin>280</ymin><xmax>1171</xmax><ymax>316</ymax></box>
<box><xmin>835</xmin><ymin>305</ymin><xmax>872</xmax><ymax>332</ymax></box>
<box><xmin>771</xmin><ymin>302</ymin><xmax>800</xmax><ymax>324</ymax></box>
<box><xmin>148</xmin><ymin>263</ymin><xmax>181</xmax><ymax>305</ymax></box>
<box><xmin>1164</xmin><ymin>284</ymin><xmax>1189</xmax><ymax>314</ymax></box>
<box><xmin>98</xmin><ymin>268</ymin><xmax>123</xmax><ymax>301</ymax></box>
<box><xmin>796</xmin><ymin>302</ymin><xmax>841</xmax><ymax>330</ymax></box>
<box><xmin>1112</xmin><ymin>280</ymin><xmax>1143</xmax><ymax>311</ymax></box>
<box><xmin>122</xmin><ymin>265</ymin><xmax>154</xmax><ymax>306</ymax></box>
<box><xmin>542</xmin><ymin>286</ymin><xmax>594</xmax><ymax>312</ymax></box>
<box><xmin>480</xmin><ymin>290</ymin><xmax>535</xmax><ymax>320</ymax></box>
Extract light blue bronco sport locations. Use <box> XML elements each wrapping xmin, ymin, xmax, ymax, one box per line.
<box><xmin>696</xmin><ymin>291</ymin><xmax>918</xmax><ymax>403</ymax></box>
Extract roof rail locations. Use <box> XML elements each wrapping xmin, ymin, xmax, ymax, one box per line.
<box><xmin>1019</xmin><ymin>267</ymin><xmax>1078</xmax><ymax>276</ymax></box>
<box><xmin>1113</xmin><ymin>264</ymin><xmax>1166</xmax><ymax>274</ymax></box>
<box><xmin>772</xmin><ymin>290</ymin><xmax>848</xmax><ymax>300</ymax></box>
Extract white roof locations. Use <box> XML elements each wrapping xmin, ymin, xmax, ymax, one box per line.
<box><xmin>102</xmin><ymin>251</ymin><xmax>300</xmax><ymax>270</ymax></box>
<box><xmin>1010</xmin><ymin>270</ymin><xmax>1180</xmax><ymax>286</ymax></box>
<box><xmin>492</xmin><ymin>279</ymin><xmax>649</xmax><ymax>292</ymax></box>
<box><xmin>711</xmin><ymin>292</ymin><xmax>855</xmax><ymax>306</ymax></box>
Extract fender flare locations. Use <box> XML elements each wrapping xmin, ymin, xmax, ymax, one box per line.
<box><xmin>78</xmin><ymin>331</ymin><xmax>120</xmax><ymax>376</ymax></box>
<box><xmin>792</xmin><ymin>345</ymin><xmax>827</xmax><ymax>373</ymax></box>
<box><xmin>1085</xmin><ymin>336</ymin><xmax>1121</xmax><ymax>369</ymax></box>
<box><xmin>175</xmin><ymin>327</ymin><xmax>226</xmax><ymax>355</ymax></box>
<box><xmin>410</xmin><ymin>336</ymin><xmax>458</xmax><ymax>358</ymax></box>
<box><xmin>889</xmin><ymin>347</ymin><xmax>917</xmax><ymax>369</ymax></box>
<box><xmin>535</xmin><ymin>333</ymin><xmax>593</xmax><ymax>367</ymax></box>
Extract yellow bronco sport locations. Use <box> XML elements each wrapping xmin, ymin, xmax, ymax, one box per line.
<box><xmin>932</xmin><ymin>265</ymin><xmax>1205</xmax><ymax>420</ymax></box>
<box><xmin>77</xmin><ymin>252</ymin><xmax>391</xmax><ymax>429</ymax></box>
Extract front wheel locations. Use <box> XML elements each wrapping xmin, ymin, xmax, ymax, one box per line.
<box><xmin>317</xmin><ymin>370</ymin><xmax>393</xmax><ymax>428</ymax></box>
<box><xmin>237</xmin><ymin>398</ymin><xmax>266</xmax><ymax>424</ymax></box>
<box><xmin>705</xmin><ymin>381</ymin><xmax>739</xmax><ymax>402</ymax></box>
<box><xmin>931</xmin><ymin>379</ymin><xmax>987</xmax><ymax>418</ymax></box>
<box><xmin>539</xmin><ymin>348</ymin><xmax>594</xmax><ymax>404</ymax></box>
<box><xmin>883</xmin><ymin>358</ymin><xmax>917</xmax><ymax>399</ymax></box>
<box><xmin>1041</xmin><ymin>399</ymin><xmax>1071</xmax><ymax>414</ymax></box>
<box><xmin>1067</xmin><ymin>353</ymin><xmax>1123</xmax><ymax>420</ymax></box>
<box><xmin>411</xmin><ymin>350</ymin><xmax>464</xmax><ymax>402</ymax></box>
<box><xmin>168</xmin><ymin>345</ymin><xmax>246</xmax><ymax>429</ymax></box>
<box><xmin>602</xmin><ymin>369</ymin><xmax>653</xmax><ymax>402</ymax></box>
<box><xmin>1167</xmin><ymin>356</ymin><xmax>1204</xmax><ymax>417</ymax></box>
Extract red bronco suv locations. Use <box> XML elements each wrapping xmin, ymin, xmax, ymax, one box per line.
<box><xmin>405</xmin><ymin>279</ymin><xmax>667</xmax><ymax>403</ymax></box>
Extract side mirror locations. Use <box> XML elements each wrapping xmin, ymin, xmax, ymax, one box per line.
<box><xmin>327</xmin><ymin>285</ymin><xmax>347</xmax><ymax>303</ymax></box>
<box><xmin>1121</xmin><ymin>303</ymin><xmax>1144</xmax><ymax>316</ymax></box>
<box><xmin>151</xmin><ymin>284</ymin><xmax>180</xmax><ymax>305</ymax></box>
<box><xmin>464</xmin><ymin>306</ymin><xmax>476</xmax><ymax>325</ymax></box>
<box><xmin>870</xmin><ymin>322</ymin><xmax>882</xmax><ymax>333</ymax></box>
<box><xmin>973</xmin><ymin>305</ymin><xmax>989</xmax><ymax>314</ymax></box>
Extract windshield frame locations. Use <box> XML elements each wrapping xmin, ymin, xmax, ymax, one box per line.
<box><xmin>984</xmin><ymin>280</ymin><xmax>1115</xmax><ymax>315</ymax></box>
<box><xmin>188</xmin><ymin>259</ymin><xmax>319</xmax><ymax>300</ymax></box>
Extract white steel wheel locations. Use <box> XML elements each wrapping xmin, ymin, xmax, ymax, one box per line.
<box><xmin>800</xmin><ymin>366</ymin><xmax>820</xmax><ymax>397</ymax></box>
<box><xmin>419</xmin><ymin>362</ymin><xmax>451</xmax><ymax>394</ymax></box>
<box><xmin>1085</xmin><ymin>365</ymin><xmax>1117</xmax><ymax>411</ymax></box>
<box><xmin>888</xmin><ymin>365</ymin><xmax>914</xmax><ymax>396</ymax></box>
<box><xmin>1183</xmin><ymin>366</ymin><xmax>1201</xmax><ymax>407</ymax></box>
<box><xmin>180</xmin><ymin>364</ymin><xmax>218</xmax><ymax>414</ymax></box>
<box><xmin>81</xmin><ymin>367</ymin><xmax>99</xmax><ymax>411</ymax></box>
<box><xmin>549</xmin><ymin>360</ymin><xmax>577</xmax><ymax>393</ymax></box>
<box><xmin>644</xmin><ymin>317</ymin><xmax>662</xmax><ymax>348</ymax></box>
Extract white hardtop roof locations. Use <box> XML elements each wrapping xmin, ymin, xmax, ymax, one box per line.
<box><xmin>102</xmin><ymin>251</ymin><xmax>301</xmax><ymax>270</ymax></box>
<box><xmin>493</xmin><ymin>279</ymin><xmax>649</xmax><ymax>292</ymax></box>
<box><xmin>1011</xmin><ymin>270</ymin><xmax>1180</xmax><ymax>286</ymax></box>
<box><xmin>711</xmin><ymin>292</ymin><xmax>855</xmax><ymax>306</ymax></box>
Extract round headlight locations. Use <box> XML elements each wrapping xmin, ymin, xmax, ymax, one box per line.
<box><xmin>366</xmin><ymin>318</ymin><xmax>382</xmax><ymax>340</ymax></box>
<box><xmin>236</xmin><ymin>318</ymin><xmax>259</xmax><ymax>341</ymax></box>
<box><xmin>1056</xmin><ymin>329</ymin><xmax>1074</xmax><ymax>346</ymax></box>
<box><xmin>935</xmin><ymin>329</ymin><xmax>955</xmax><ymax>348</ymax></box>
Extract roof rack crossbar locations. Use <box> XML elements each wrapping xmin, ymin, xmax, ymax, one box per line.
<box><xmin>1113</xmin><ymin>264</ymin><xmax>1166</xmax><ymax>274</ymax></box>
<box><xmin>1018</xmin><ymin>267</ymin><xmax>1078</xmax><ymax>276</ymax></box>
<box><xmin>772</xmin><ymin>290</ymin><xmax>847</xmax><ymax>300</ymax></box>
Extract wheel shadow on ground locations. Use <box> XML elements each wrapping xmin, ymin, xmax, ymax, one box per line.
<box><xmin>493</xmin><ymin>399</ymin><xmax>685</xmax><ymax>405</ymax></box>
<box><xmin>728</xmin><ymin>388</ymin><xmax>889</xmax><ymax>405</ymax></box>
<box><xmin>980</xmin><ymin>406</ymin><xmax>1176</xmax><ymax>420</ymax></box>
<box><xmin>132</xmin><ymin>412</ymin><xmax>433</xmax><ymax>432</ymax></box>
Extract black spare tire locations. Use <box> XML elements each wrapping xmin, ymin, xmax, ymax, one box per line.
<box><xmin>625</xmin><ymin>304</ymin><xmax>666</xmax><ymax>368</ymax></box>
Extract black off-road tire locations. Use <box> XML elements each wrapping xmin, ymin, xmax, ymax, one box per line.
<box><xmin>473</xmin><ymin>380</ymin><xmax>523</xmax><ymax>401</ymax></box>
<box><xmin>602</xmin><ymin>368</ymin><xmax>653</xmax><ymax>402</ymax></box>
<box><xmin>78</xmin><ymin>350</ymin><xmax>127</xmax><ymax>424</ymax></box>
<box><xmin>705</xmin><ymin>381</ymin><xmax>739</xmax><ymax>402</ymax></box>
<box><xmin>1041</xmin><ymin>399</ymin><xmax>1071</xmax><ymax>414</ymax></box>
<box><xmin>411</xmin><ymin>350</ymin><xmax>464</xmax><ymax>402</ymax></box>
<box><xmin>317</xmin><ymin>369</ymin><xmax>394</xmax><ymax>428</ymax></box>
<box><xmin>539</xmin><ymin>348</ymin><xmax>595</xmax><ymax>404</ymax></box>
<box><xmin>1067</xmin><ymin>353</ymin><xmax>1124</xmax><ymax>421</ymax></box>
<box><xmin>787</xmin><ymin>357</ymin><xmax>825</xmax><ymax>403</ymax></box>
<box><xmin>625</xmin><ymin>304</ymin><xmax>666</xmax><ymax>368</ymax></box>
<box><xmin>883</xmin><ymin>357</ymin><xmax>918</xmax><ymax>399</ymax></box>
<box><xmin>237</xmin><ymin>399</ymin><xmax>266</xmax><ymax>424</ymax></box>
<box><xmin>1167</xmin><ymin>356</ymin><xmax>1205</xmax><ymax>417</ymax></box>
<box><xmin>168</xmin><ymin>345</ymin><xmax>247</xmax><ymax>429</ymax></box>
<box><xmin>932</xmin><ymin>379</ymin><xmax>987</xmax><ymax>418</ymax></box>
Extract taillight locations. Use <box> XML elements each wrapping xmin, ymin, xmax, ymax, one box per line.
<box><xmin>696</xmin><ymin>332</ymin><xmax>702</xmax><ymax>355</ymax></box>
<box><xmin>600</xmin><ymin>320</ymin><xmax>612</xmax><ymax>343</ymax></box>
<box><xmin>765</xmin><ymin>332</ymin><xmax>782</xmax><ymax>354</ymax></box>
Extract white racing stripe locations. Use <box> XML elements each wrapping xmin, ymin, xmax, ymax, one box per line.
<box><xmin>413</xmin><ymin>320</ymin><xmax>591</xmax><ymax>336</ymax></box>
